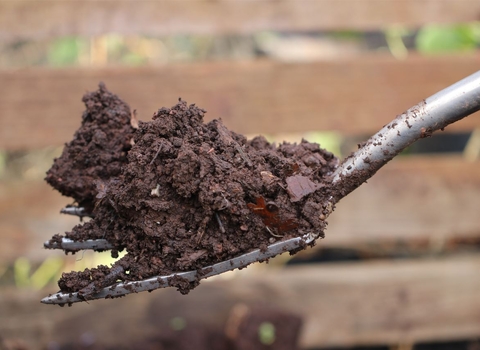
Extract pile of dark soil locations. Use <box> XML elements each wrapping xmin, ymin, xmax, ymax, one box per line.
<box><xmin>45</xmin><ymin>83</ymin><xmax>137</xmax><ymax>212</ymax></box>
<box><xmin>47</xmin><ymin>91</ymin><xmax>338</xmax><ymax>298</ymax></box>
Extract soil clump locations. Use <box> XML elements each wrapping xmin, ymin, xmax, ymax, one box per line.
<box><xmin>45</xmin><ymin>83</ymin><xmax>137</xmax><ymax>213</ymax></box>
<box><xmin>48</xmin><ymin>96</ymin><xmax>338</xmax><ymax>298</ymax></box>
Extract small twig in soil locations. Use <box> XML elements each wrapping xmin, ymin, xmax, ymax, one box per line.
<box><xmin>215</xmin><ymin>213</ymin><xmax>226</xmax><ymax>234</ymax></box>
<box><xmin>196</xmin><ymin>216</ymin><xmax>211</xmax><ymax>244</ymax></box>
<box><xmin>214</xmin><ymin>120</ymin><xmax>252</xmax><ymax>167</ymax></box>
<box><xmin>101</xmin><ymin>220</ymin><xmax>114</xmax><ymax>240</ymax></box>
<box><xmin>149</xmin><ymin>144</ymin><xmax>163</xmax><ymax>165</ymax></box>
<box><xmin>266</xmin><ymin>226</ymin><xmax>284</xmax><ymax>238</ymax></box>
<box><xmin>234</xmin><ymin>144</ymin><xmax>253</xmax><ymax>167</ymax></box>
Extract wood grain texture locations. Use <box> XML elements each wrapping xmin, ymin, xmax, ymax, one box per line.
<box><xmin>233</xmin><ymin>256</ymin><xmax>480</xmax><ymax>347</ymax></box>
<box><xmin>2</xmin><ymin>255</ymin><xmax>480</xmax><ymax>347</ymax></box>
<box><xmin>1</xmin><ymin>0</ymin><xmax>480</xmax><ymax>42</ymax></box>
<box><xmin>2</xmin><ymin>54</ymin><xmax>480</xmax><ymax>150</ymax></box>
<box><xmin>0</xmin><ymin>180</ymin><xmax>81</xmax><ymax>263</ymax></box>
<box><xmin>325</xmin><ymin>155</ymin><xmax>480</xmax><ymax>247</ymax></box>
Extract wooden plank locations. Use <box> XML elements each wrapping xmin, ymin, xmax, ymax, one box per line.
<box><xmin>1</xmin><ymin>0</ymin><xmax>480</xmax><ymax>42</ymax></box>
<box><xmin>1</xmin><ymin>54</ymin><xmax>480</xmax><ymax>150</ymax></box>
<box><xmin>0</xmin><ymin>286</ymin><xmax>155</xmax><ymax>349</ymax></box>
<box><xmin>2</xmin><ymin>255</ymin><xmax>480</xmax><ymax>347</ymax></box>
<box><xmin>231</xmin><ymin>257</ymin><xmax>480</xmax><ymax>347</ymax></box>
<box><xmin>1</xmin><ymin>156</ymin><xmax>479</xmax><ymax>264</ymax></box>
<box><xmin>0</xmin><ymin>180</ymin><xmax>82</xmax><ymax>264</ymax></box>
<box><xmin>325</xmin><ymin>155</ymin><xmax>480</xmax><ymax>247</ymax></box>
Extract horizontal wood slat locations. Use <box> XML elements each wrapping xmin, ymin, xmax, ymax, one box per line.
<box><xmin>1</xmin><ymin>156</ymin><xmax>478</xmax><ymax>264</ymax></box>
<box><xmin>0</xmin><ymin>180</ymin><xmax>81</xmax><ymax>264</ymax></box>
<box><xmin>325</xmin><ymin>155</ymin><xmax>480</xmax><ymax>246</ymax></box>
<box><xmin>227</xmin><ymin>257</ymin><xmax>480</xmax><ymax>347</ymax></box>
<box><xmin>1</xmin><ymin>54</ymin><xmax>480</xmax><ymax>150</ymax></box>
<box><xmin>1</xmin><ymin>0</ymin><xmax>480</xmax><ymax>42</ymax></box>
<box><xmin>3</xmin><ymin>255</ymin><xmax>480</xmax><ymax>347</ymax></box>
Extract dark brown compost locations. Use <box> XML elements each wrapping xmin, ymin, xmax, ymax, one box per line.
<box><xmin>45</xmin><ymin>83</ymin><xmax>137</xmax><ymax>212</ymax></box>
<box><xmin>47</xmin><ymin>96</ymin><xmax>338</xmax><ymax>297</ymax></box>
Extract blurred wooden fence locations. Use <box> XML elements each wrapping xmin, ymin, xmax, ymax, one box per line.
<box><xmin>2</xmin><ymin>0</ymin><xmax>480</xmax><ymax>39</ymax></box>
<box><xmin>1</xmin><ymin>1</ymin><xmax>479</xmax><ymax>349</ymax></box>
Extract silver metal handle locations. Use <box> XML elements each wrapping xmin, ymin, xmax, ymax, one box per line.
<box><xmin>331</xmin><ymin>70</ymin><xmax>480</xmax><ymax>200</ymax></box>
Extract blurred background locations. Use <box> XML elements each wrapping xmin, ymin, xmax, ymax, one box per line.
<box><xmin>0</xmin><ymin>1</ymin><xmax>480</xmax><ymax>349</ymax></box>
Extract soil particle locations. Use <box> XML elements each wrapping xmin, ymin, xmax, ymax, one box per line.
<box><xmin>49</xmin><ymin>98</ymin><xmax>338</xmax><ymax>297</ymax></box>
<box><xmin>332</xmin><ymin>157</ymin><xmax>385</xmax><ymax>201</ymax></box>
<box><xmin>167</xmin><ymin>275</ymin><xmax>198</xmax><ymax>295</ymax></box>
<box><xmin>45</xmin><ymin>83</ymin><xmax>136</xmax><ymax>212</ymax></box>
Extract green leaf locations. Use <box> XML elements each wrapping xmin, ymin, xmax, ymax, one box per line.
<box><xmin>48</xmin><ymin>37</ymin><xmax>85</xmax><ymax>66</ymax></box>
<box><xmin>258</xmin><ymin>322</ymin><xmax>276</xmax><ymax>345</ymax></box>
<box><xmin>416</xmin><ymin>23</ymin><xmax>479</xmax><ymax>54</ymax></box>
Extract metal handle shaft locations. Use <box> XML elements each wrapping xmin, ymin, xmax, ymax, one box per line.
<box><xmin>331</xmin><ymin>70</ymin><xmax>480</xmax><ymax>200</ymax></box>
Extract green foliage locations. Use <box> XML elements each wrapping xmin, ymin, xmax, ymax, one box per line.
<box><xmin>328</xmin><ymin>30</ymin><xmax>363</xmax><ymax>41</ymax></box>
<box><xmin>385</xmin><ymin>26</ymin><xmax>410</xmax><ymax>60</ymax></box>
<box><xmin>0</xmin><ymin>150</ymin><xmax>6</xmax><ymax>179</ymax></box>
<box><xmin>13</xmin><ymin>257</ymin><xmax>31</xmax><ymax>288</ymax></box>
<box><xmin>121</xmin><ymin>52</ymin><xmax>147</xmax><ymax>66</ymax></box>
<box><xmin>169</xmin><ymin>317</ymin><xmax>187</xmax><ymax>331</ymax></box>
<box><xmin>416</xmin><ymin>22</ymin><xmax>480</xmax><ymax>54</ymax></box>
<box><xmin>13</xmin><ymin>256</ymin><xmax>64</xmax><ymax>289</ymax></box>
<box><xmin>258</xmin><ymin>322</ymin><xmax>276</xmax><ymax>345</ymax></box>
<box><xmin>48</xmin><ymin>37</ymin><xmax>86</xmax><ymax>66</ymax></box>
<box><xmin>30</xmin><ymin>256</ymin><xmax>64</xmax><ymax>289</ymax></box>
<box><xmin>304</xmin><ymin>131</ymin><xmax>342</xmax><ymax>157</ymax></box>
